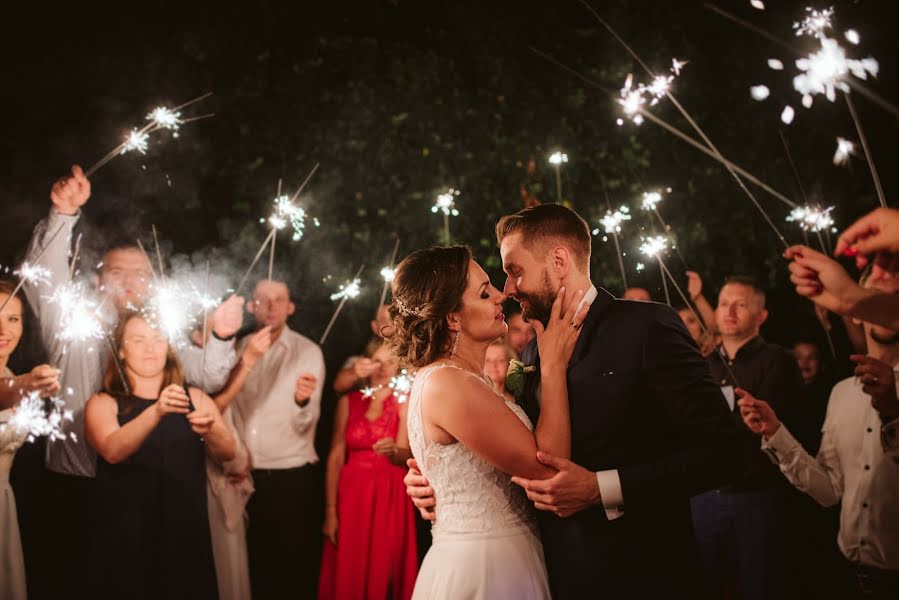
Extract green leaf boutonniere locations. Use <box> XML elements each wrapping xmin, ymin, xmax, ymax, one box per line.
<box><xmin>505</xmin><ymin>358</ymin><xmax>537</xmax><ymax>401</ymax></box>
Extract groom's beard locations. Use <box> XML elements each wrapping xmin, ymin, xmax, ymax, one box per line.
<box><xmin>518</xmin><ymin>272</ymin><xmax>555</xmax><ymax>325</ymax></box>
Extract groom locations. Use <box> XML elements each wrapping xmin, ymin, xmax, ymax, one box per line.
<box><xmin>406</xmin><ymin>204</ymin><xmax>740</xmax><ymax>599</ymax></box>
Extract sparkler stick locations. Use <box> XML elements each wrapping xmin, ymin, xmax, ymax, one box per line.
<box><xmin>432</xmin><ymin>189</ymin><xmax>461</xmax><ymax>244</ymax></box>
<box><xmin>778</xmin><ymin>131</ymin><xmax>809</xmax><ymax>206</ymax></box>
<box><xmin>320</xmin><ymin>264</ymin><xmax>365</xmax><ymax>345</ymax></box>
<box><xmin>0</xmin><ymin>224</ymin><xmax>66</xmax><ymax>314</ymax></box>
<box><xmin>69</xmin><ymin>233</ymin><xmax>82</xmax><ymax>282</ymax></box>
<box><xmin>844</xmin><ymin>91</ymin><xmax>886</xmax><ymax>207</ymax></box>
<box><xmin>640</xmin><ymin>190</ymin><xmax>689</xmax><ymax>270</ymax></box>
<box><xmin>639</xmin><ymin>236</ymin><xmax>671</xmax><ymax>305</ymax></box>
<box><xmin>529</xmin><ymin>46</ymin><xmax>797</xmax><ymax>210</ymax></box>
<box><xmin>379</xmin><ymin>237</ymin><xmax>401</xmax><ymax>308</ymax></box>
<box><xmin>235</xmin><ymin>229</ymin><xmax>277</xmax><ymax>296</ymax></box>
<box><xmin>135</xmin><ymin>239</ymin><xmax>159</xmax><ymax>281</ymax></box>
<box><xmin>269</xmin><ymin>178</ymin><xmax>283</xmax><ymax>281</ymax></box>
<box><xmin>549</xmin><ymin>151</ymin><xmax>568</xmax><ymax>203</ymax></box>
<box><xmin>581</xmin><ymin>2</ymin><xmax>792</xmax><ymax>247</ymax></box>
<box><xmin>151</xmin><ymin>225</ymin><xmax>166</xmax><ymax>280</ymax></box>
<box><xmin>84</xmin><ymin>93</ymin><xmax>214</xmax><ymax>177</ymax></box>
<box><xmin>105</xmin><ymin>333</ymin><xmax>131</xmax><ymax>396</ymax></box>
<box><xmin>593</xmin><ymin>206</ymin><xmax>631</xmax><ymax>291</ymax></box>
<box><xmin>201</xmin><ymin>260</ymin><xmax>210</xmax><ymax>392</ymax></box>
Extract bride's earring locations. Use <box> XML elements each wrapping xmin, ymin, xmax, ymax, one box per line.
<box><xmin>450</xmin><ymin>329</ymin><xmax>461</xmax><ymax>357</ymax></box>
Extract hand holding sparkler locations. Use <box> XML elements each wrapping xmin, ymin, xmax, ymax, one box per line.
<box><xmin>210</xmin><ymin>295</ymin><xmax>245</xmax><ymax>340</ymax></box>
<box><xmin>835</xmin><ymin>207</ymin><xmax>899</xmax><ymax>266</ymax></box>
<box><xmin>155</xmin><ymin>384</ymin><xmax>191</xmax><ymax>417</ymax></box>
<box><xmin>50</xmin><ymin>165</ymin><xmax>91</xmax><ymax>216</ymax></box>
<box><xmin>295</xmin><ymin>373</ymin><xmax>318</xmax><ymax>406</ymax></box>
<box><xmin>19</xmin><ymin>365</ymin><xmax>61</xmax><ymax>398</ymax></box>
<box><xmin>784</xmin><ymin>245</ymin><xmax>861</xmax><ymax>315</ymax></box>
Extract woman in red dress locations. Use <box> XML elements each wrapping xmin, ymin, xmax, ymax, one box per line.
<box><xmin>318</xmin><ymin>342</ymin><xmax>418</xmax><ymax>600</ymax></box>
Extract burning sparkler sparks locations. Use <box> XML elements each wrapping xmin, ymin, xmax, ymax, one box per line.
<box><xmin>593</xmin><ymin>206</ymin><xmax>632</xmax><ymax>236</ymax></box>
<box><xmin>833</xmin><ymin>137</ymin><xmax>856</xmax><ymax>166</ymax></box>
<box><xmin>389</xmin><ymin>369</ymin><xmax>415</xmax><ymax>404</ymax></box>
<box><xmin>49</xmin><ymin>282</ymin><xmax>106</xmax><ymax>345</ymax></box>
<box><xmin>641</xmin><ymin>191</ymin><xmax>664</xmax><ymax>211</ymax></box>
<box><xmin>786</xmin><ymin>205</ymin><xmax>836</xmax><ymax>233</ymax></box>
<box><xmin>121</xmin><ymin>129</ymin><xmax>150</xmax><ymax>155</ymax></box>
<box><xmin>640</xmin><ymin>236</ymin><xmax>668</xmax><ymax>258</ymax></box>
<box><xmin>15</xmin><ymin>263</ymin><xmax>52</xmax><ymax>287</ymax></box>
<box><xmin>616</xmin><ymin>59</ymin><xmax>686</xmax><ymax>126</ymax></box>
<box><xmin>2</xmin><ymin>391</ymin><xmax>75</xmax><ymax>443</ymax></box>
<box><xmin>793</xmin><ymin>6</ymin><xmax>834</xmax><ymax>38</ymax></box>
<box><xmin>263</xmin><ymin>194</ymin><xmax>310</xmax><ymax>242</ymax></box>
<box><xmin>330</xmin><ymin>278</ymin><xmax>362</xmax><ymax>302</ymax></box>
<box><xmin>147</xmin><ymin>107</ymin><xmax>183</xmax><ymax>133</ymax></box>
<box><xmin>432</xmin><ymin>189</ymin><xmax>461</xmax><ymax>217</ymax></box>
<box><xmin>139</xmin><ymin>282</ymin><xmax>197</xmax><ymax>346</ymax></box>
<box><xmin>380</xmin><ymin>267</ymin><xmax>396</xmax><ymax>284</ymax></box>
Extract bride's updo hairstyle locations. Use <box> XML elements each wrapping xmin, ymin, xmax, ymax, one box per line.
<box><xmin>387</xmin><ymin>245</ymin><xmax>472</xmax><ymax>368</ymax></box>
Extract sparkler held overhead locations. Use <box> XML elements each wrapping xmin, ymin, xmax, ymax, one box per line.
<box><xmin>593</xmin><ymin>205</ymin><xmax>631</xmax><ymax>290</ymax></box>
<box><xmin>640</xmin><ymin>235</ymin><xmax>671</xmax><ymax>305</ymax></box>
<box><xmin>432</xmin><ymin>188</ymin><xmax>461</xmax><ymax>244</ymax></box>
<box><xmin>320</xmin><ymin>264</ymin><xmax>365</xmax><ymax>345</ymax></box>
<box><xmin>548</xmin><ymin>151</ymin><xmax>568</xmax><ymax>202</ymax></box>
<box><xmin>379</xmin><ymin>237</ymin><xmax>401</xmax><ymax>308</ymax></box>
<box><xmin>84</xmin><ymin>92</ymin><xmax>214</xmax><ymax>177</ymax></box>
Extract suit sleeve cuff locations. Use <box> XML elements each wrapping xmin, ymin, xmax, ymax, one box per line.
<box><xmin>596</xmin><ymin>469</ymin><xmax>624</xmax><ymax>521</ymax></box>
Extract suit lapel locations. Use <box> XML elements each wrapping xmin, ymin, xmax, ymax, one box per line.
<box><xmin>567</xmin><ymin>287</ymin><xmax>614</xmax><ymax>370</ymax></box>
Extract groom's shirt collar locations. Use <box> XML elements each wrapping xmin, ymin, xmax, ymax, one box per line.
<box><xmin>574</xmin><ymin>285</ymin><xmax>599</xmax><ymax>318</ymax></box>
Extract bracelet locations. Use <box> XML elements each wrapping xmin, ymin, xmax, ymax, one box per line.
<box><xmin>212</xmin><ymin>330</ymin><xmax>236</xmax><ymax>342</ymax></box>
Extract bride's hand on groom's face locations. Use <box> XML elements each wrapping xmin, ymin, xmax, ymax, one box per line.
<box><xmin>532</xmin><ymin>286</ymin><xmax>589</xmax><ymax>371</ymax></box>
<box><xmin>404</xmin><ymin>458</ymin><xmax>437</xmax><ymax>521</ymax></box>
<box><xmin>511</xmin><ymin>451</ymin><xmax>602</xmax><ymax>518</ymax></box>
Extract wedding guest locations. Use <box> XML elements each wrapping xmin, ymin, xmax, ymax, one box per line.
<box><xmin>319</xmin><ymin>341</ymin><xmax>417</xmax><ymax>600</ymax></box>
<box><xmin>692</xmin><ymin>275</ymin><xmax>804</xmax><ymax>600</ymax></box>
<box><xmin>675</xmin><ymin>303</ymin><xmax>716</xmax><ymax>357</ymax></box>
<box><xmin>505</xmin><ymin>311</ymin><xmax>535</xmax><ymax>357</ymax></box>
<box><xmin>333</xmin><ymin>304</ymin><xmax>392</xmax><ymax>394</ymax></box>
<box><xmin>232</xmin><ymin>278</ymin><xmax>326</xmax><ymax>599</ymax></box>
<box><xmin>622</xmin><ymin>286</ymin><xmax>651</xmax><ymax>301</ymax></box>
<box><xmin>1</xmin><ymin>280</ymin><xmax>61</xmax><ymax>600</ymax></box>
<box><xmin>84</xmin><ymin>312</ymin><xmax>235</xmax><ymax>599</ymax></box>
<box><xmin>205</xmin><ymin>325</ymin><xmax>275</xmax><ymax>600</ymax></box>
<box><xmin>738</xmin><ymin>266</ymin><xmax>899</xmax><ymax>599</ymax></box>
<box><xmin>484</xmin><ymin>339</ymin><xmax>517</xmax><ymax>402</ymax></box>
<box><xmin>23</xmin><ymin>166</ymin><xmax>243</xmax><ymax>598</ymax></box>
<box><xmin>686</xmin><ymin>270</ymin><xmax>716</xmax><ymax>333</ymax></box>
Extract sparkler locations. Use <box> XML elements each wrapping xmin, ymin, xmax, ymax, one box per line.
<box><xmin>236</xmin><ymin>163</ymin><xmax>321</xmax><ymax>295</ymax></box>
<box><xmin>580</xmin><ymin>2</ymin><xmax>793</xmax><ymax>248</ymax></box>
<box><xmin>593</xmin><ymin>205</ymin><xmax>631</xmax><ymax>290</ymax></box>
<box><xmin>639</xmin><ymin>188</ymin><xmax>689</xmax><ymax>269</ymax></box>
<box><xmin>49</xmin><ymin>281</ymin><xmax>106</xmax><ymax>346</ymax></box>
<box><xmin>379</xmin><ymin>237</ymin><xmax>401</xmax><ymax>308</ymax></box>
<box><xmin>616</xmin><ymin>59</ymin><xmax>684</xmax><ymax>126</ymax></box>
<box><xmin>320</xmin><ymin>264</ymin><xmax>365</xmax><ymax>345</ymax></box>
<box><xmin>787</xmin><ymin>204</ymin><xmax>836</xmax><ymax>254</ymax></box>
<box><xmin>833</xmin><ymin>137</ymin><xmax>856</xmax><ymax>166</ymax></box>
<box><xmin>432</xmin><ymin>189</ymin><xmax>461</xmax><ymax>244</ymax></box>
<box><xmin>139</xmin><ymin>281</ymin><xmax>197</xmax><ymax>347</ymax></box>
<box><xmin>0</xmin><ymin>224</ymin><xmax>67</xmax><ymax>314</ymax></box>
<box><xmin>1</xmin><ymin>391</ymin><xmax>75</xmax><ymax>443</ymax></box>
<box><xmin>640</xmin><ymin>235</ymin><xmax>670</xmax><ymax>305</ymax></box>
<box><xmin>84</xmin><ymin>92</ymin><xmax>214</xmax><ymax>177</ymax></box>
<box><xmin>389</xmin><ymin>369</ymin><xmax>415</xmax><ymax>404</ymax></box>
<box><xmin>548</xmin><ymin>151</ymin><xmax>568</xmax><ymax>202</ymax></box>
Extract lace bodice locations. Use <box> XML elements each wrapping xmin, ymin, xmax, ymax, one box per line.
<box><xmin>408</xmin><ymin>364</ymin><xmax>537</xmax><ymax>538</ymax></box>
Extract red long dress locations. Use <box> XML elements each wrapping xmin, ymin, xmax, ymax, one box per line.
<box><xmin>318</xmin><ymin>391</ymin><xmax>418</xmax><ymax>600</ymax></box>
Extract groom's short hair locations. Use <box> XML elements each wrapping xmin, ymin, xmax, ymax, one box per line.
<box><xmin>495</xmin><ymin>204</ymin><xmax>591</xmax><ymax>272</ymax></box>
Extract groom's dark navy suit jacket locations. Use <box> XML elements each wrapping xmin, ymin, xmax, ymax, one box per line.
<box><xmin>519</xmin><ymin>288</ymin><xmax>740</xmax><ymax>599</ymax></box>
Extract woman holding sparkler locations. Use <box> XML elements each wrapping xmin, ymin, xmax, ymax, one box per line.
<box><xmin>1</xmin><ymin>279</ymin><xmax>61</xmax><ymax>600</ymax></box>
<box><xmin>318</xmin><ymin>340</ymin><xmax>418</xmax><ymax>600</ymax></box>
<box><xmin>84</xmin><ymin>312</ymin><xmax>235</xmax><ymax>599</ymax></box>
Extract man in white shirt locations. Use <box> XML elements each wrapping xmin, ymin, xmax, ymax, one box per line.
<box><xmin>231</xmin><ymin>279</ymin><xmax>325</xmax><ymax>599</ymax></box>
<box><xmin>738</xmin><ymin>266</ymin><xmax>899</xmax><ymax>599</ymax></box>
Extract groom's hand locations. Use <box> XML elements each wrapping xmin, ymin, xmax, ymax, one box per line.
<box><xmin>404</xmin><ymin>458</ymin><xmax>437</xmax><ymax>521</ymax></box>
<box><xmin>511</xmin><ymin>452</ymin><xmax>602</xmax><ymax>518</ymax></box>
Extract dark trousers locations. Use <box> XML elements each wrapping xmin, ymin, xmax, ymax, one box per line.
<box><xmin>247</xmin><ymin>463</ymin><xmax>322</xmax><ymax>600</ymax></box>
<box><xmin>691</xmin><ymin>489</ymin><xmax>776</xmax><ymax>600</ymax></box>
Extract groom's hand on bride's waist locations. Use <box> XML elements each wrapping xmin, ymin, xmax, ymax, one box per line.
<box><xmin>405</xmin><ymin>458</ymin><xmax>437</xmax><ymax>521</ymax></box>
<box><xmin>511</xmin><ymin>452</ymin><xmax>603</xmax><ymax>518</ymax></box>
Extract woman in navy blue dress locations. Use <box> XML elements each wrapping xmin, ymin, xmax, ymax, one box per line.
<box><xmin>85</xmin><ymin>312</ymin><xmax>235</xmax><ymax>599</ymax></box>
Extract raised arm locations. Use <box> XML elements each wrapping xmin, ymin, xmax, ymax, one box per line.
<box><xmin>211</xmin><ymin>326</ymin><xmax>272</xmax><ymax>413</ymax></box>
<box><xmin>187</xmin><ymin>388</ymin><xmax>236</xmax><ymax>463</ymax></box>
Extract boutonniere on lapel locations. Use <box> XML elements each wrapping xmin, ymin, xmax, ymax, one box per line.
<box><xmin>505</xmin><ymin>359</ymin><xmax>537</xmax><ymax>402</ymax></box>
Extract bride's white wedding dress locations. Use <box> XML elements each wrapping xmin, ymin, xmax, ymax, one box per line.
<box><xmin>408</xmin><ymin>364</ymin><xmax>550</xmax><ymax>600</ymax></box>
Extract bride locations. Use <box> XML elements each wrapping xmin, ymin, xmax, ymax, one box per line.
<box><xmin>387</xmin><ymin>245</ymin><xmax>586</xmax><ymax>599</ymax></box>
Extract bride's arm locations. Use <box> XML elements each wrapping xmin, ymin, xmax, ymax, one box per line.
<box><xmin>424</xmin><ymin>369</ymin><xmax>556</xmax><ymax>479</ymax></box>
